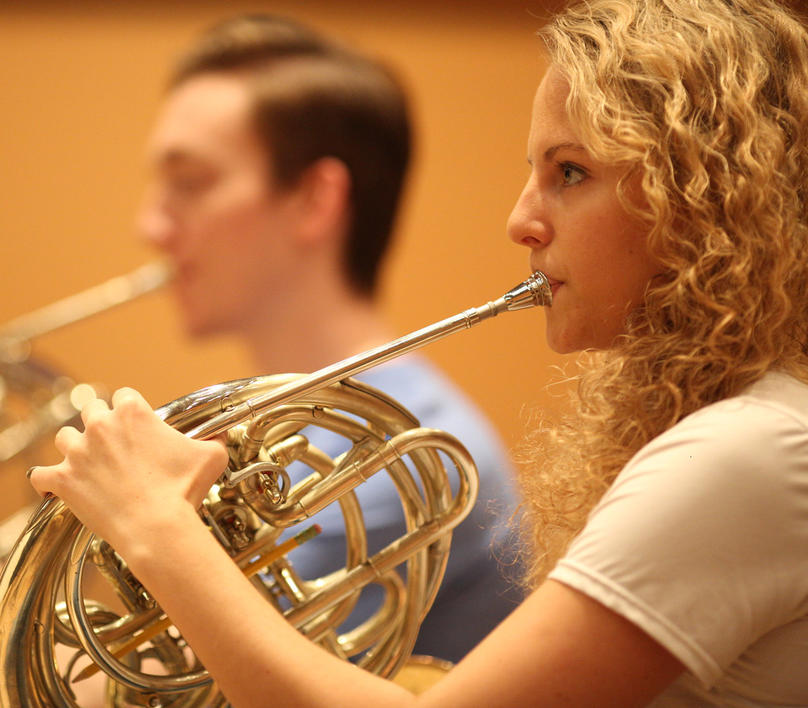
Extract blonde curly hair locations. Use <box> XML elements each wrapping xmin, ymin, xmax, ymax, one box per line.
<box><xmin>517</xmin><ymin>0</ymin><xmax>808</xmax><ymax>587</ymax></box>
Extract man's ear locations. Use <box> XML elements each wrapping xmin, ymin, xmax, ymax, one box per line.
<box><xmin>292</xmin><ymin>157</ymin><xmax>352</xmax><ymax>247</ymax></box>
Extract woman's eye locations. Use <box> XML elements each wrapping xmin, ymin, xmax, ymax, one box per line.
<box><xmin>560</xmin><ymin>162</ymin><xmax>587</xmax><ymax>186</ymax></box>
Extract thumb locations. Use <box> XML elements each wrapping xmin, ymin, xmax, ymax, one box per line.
<box><xmin>191</xmin><ymin>437</ymin><xmax>230</xmax><ymax>497</ymax></box>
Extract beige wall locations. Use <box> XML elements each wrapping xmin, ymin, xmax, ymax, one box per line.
<box><xmin>0</xmin><ymin>1</ymin><xmax>570</xmax><ymax>479</ymax></box>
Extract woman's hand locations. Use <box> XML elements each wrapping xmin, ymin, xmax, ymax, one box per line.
<box><xmin>27</xmin><ymin>387</ymin><xmax>228</xmax><ymax>556</ymax></box>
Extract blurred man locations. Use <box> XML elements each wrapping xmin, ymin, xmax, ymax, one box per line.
<box><xmin>138</xmin><ymin>14</ymin><xmax>519</xmax><ymax>663</ymax></box>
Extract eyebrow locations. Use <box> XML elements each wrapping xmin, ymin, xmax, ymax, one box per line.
<box><xmin>152</xmin><ymin>149</ymin><xmax>214</xmax><ymax>171</ymax></box>
<box><xmin>544</xmin><ymin>142</ymin><xmax>587</xmax><ymax>161</ymax></box>
<box><xmin>527</xmin><ymin>142</ymin><xmax>588</xmax><ymax>167</ymax></box>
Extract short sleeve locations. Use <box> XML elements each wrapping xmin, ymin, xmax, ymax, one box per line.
<box><xmin>549</xmin><ymin>391</ymin><xmax>808</xmax><ymax>687</ymax></box>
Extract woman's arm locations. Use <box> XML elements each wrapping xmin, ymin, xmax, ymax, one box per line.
<box><xmin>29</xmin><ymin>388</ymin><xmax>683</xmax><ymax>708</ymax></box>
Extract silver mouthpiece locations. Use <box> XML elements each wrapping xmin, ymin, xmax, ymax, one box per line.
<box><xmin>494</xmin><ymin>271</ymin><xmax>552</xmax><ymax>313</ymax></box>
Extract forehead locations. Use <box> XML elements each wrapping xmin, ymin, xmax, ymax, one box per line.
<box><xmin>528</xmin><ymin>65</ymin><xmax>577</xmax><ymax>150</ymax></box>
<box><xmin>147</xmin><ymin>74</ymin><xmax>261</xmax><ymax>164</ymax></box>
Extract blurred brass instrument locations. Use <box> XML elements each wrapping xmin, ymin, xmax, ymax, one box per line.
<box><xmin>0</xmin><ymin>272</ymin><xmax>550</xmax><ymax>707</ymax></box>
<box><xmin>0</xmin><ymin>262</ymin><xmax>171</xmax><ymax>557</ymax></box>
<box><xmin>0</xmin><ymin>261</ymin><xmax>171</xmax><ymax>464</ymax></box>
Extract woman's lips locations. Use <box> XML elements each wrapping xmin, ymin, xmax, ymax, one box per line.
<box><xmin>538</xmin><ymin>273</ymin><xmax>563</xmax><ymax>298</ymax></box>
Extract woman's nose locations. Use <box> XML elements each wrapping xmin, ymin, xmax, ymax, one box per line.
<box><xmin>507</xmin><ymin>179</ymin><xmax>552</xmax><ymax>249</ymax></box>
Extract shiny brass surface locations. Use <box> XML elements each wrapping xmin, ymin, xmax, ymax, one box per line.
<box><xmin>0</xmin><ymin>263</ymin><xmax>170</xmax><ymax>558</ymax></box>
<box><xmin>0</xmin><ymin>261</ymin><xmax>170</xmax><ymax>465</ymax></box>
<box><xmin>0</xmin><ymin>272</ymin><xmax>550</xmax><ymax>707</ymax></box>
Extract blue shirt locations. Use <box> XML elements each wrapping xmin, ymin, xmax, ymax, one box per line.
<box><xmin>282</xmin><ymin>355</ymin><xmax>520</xmax><ymax>663</ymax></box>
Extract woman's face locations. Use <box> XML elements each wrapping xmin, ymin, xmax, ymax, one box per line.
<box><xmin>507</xmin><ymin>66</ymin><xmax>660</xmax><ymax>354</ymax></box>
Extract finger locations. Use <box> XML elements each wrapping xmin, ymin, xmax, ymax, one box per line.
<box><xmin>201</xmin><ymin>439</ymin><xmax>230</xmax><ymax>484</ymax></box>
<box><xmin>187</xmin><ymin>439</ymin><xmax>231</xmax><ymax>507</ymax></box>
<box><xmin>53</xmin><ymin>424</ymin><xmax>83</xmax><ymax>455</ymax></box>
<box><xmin>200</xmin><ymin>437</ymin><xmax>230</xmax><ymax>465</ymax></box>
<box><xmin>111</xmin><ymin>386</ymin><xmax>149</xmax><ymax>409</ymax></box>
<box><xmin>80</xmin><ymin>396</ymin><xmax>110</xmax><ymax>426</ymax></box>
<box><xmin>27</xmin><ymin>462</ymin><xmax>60</xmax><ymax>498</ymax></box>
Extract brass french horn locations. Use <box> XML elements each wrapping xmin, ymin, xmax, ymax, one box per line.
<box><xmin>0</xmin><ymin>262</ymin><xmax>171</xmax><ymax>560</ymax></box>
<box><xmin>0</xmin><ymin>261</ymin><xmax>170</xmax><ymax>562</ymax></box>
<box><xmin>0</xmin><ymin>272</ymin><xmax>551</xmax><ymax>708</ymax></box>
<box><xmin>0</xmin><ymin>261</ymin><xmax>171</xmax><ymax>466</ymax></box>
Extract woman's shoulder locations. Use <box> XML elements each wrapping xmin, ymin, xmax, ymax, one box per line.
<box><xmin>697</xmin><ymin>370</ymin><xmax>808</xmax><ymax>427</ymax></box>
<box><xmin>655</xmin><ymin>371</ymin><xmax>808</xmax><ymax>451</ymax></box>
<box><xmin>622</xmin><ymin>371</ymin><xmax>808</xmax><ymax>496</ymax></box>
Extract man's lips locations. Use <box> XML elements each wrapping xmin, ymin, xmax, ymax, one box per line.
<box><xmin>171</xmin><ymin>261</ymin><xmax>193</xmax><ymax>283</ymax></box>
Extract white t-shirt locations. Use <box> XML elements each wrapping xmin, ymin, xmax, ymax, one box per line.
<box><xmin>549</xmin><ymin>371</ymin><xmax>808</xmax><ymax>706</ymax></box>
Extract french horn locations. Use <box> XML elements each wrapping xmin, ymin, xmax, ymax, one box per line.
<box><xmin>0</xmin><ymin>262</ymin><xmax>170</xmax><ymax>558</ymax></box>
<box><xmin>0</xmin><ymin>272</ymin><xmax>551</xmax><ymax>708</ymax></box>
<box><xmin>0</xmin><ymin>261</ymin><xmax>171</xmax><ymax>466</ymax></box>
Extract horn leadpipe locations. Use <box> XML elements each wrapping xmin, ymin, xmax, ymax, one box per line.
<box><xmin>0</xmin><ymin>261</ymin><xmax>171</xmax><ymax>346</ymax></box>
<box><xmin>186</xmin><ymin>271</ymin><xmax>551</xmax><ymax>441</ymax></box>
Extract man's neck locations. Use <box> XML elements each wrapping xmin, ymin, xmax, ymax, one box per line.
<box><xmin>242</xmin><ymin>286</ymin><xmax>394</xmax><ymax>376</ymax></box>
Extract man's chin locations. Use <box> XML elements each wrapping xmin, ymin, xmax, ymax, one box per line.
<box><xmin>175</xmin><ymin>301</ymin><xmax>240</xmax><ymax>340</ymax></box>
<box><xmin>182</xmin><ymin>317</ymin><xmax>227</xmax><ymax>340</ymax></box>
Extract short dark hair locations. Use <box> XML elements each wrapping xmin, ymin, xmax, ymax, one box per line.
<box><xmin>170</xmin><ymin>14</ymin><xmax>412</xmax><ymax>295</ymax></box>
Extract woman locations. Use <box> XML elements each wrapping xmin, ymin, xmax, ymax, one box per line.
<box><xmin>30</xmin><ymin>0</ymin><xmax>808</xmax><ymax>704</ymax></box>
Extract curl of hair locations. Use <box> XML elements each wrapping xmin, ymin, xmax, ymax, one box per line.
<box><xmin>517</xmin><ymin>0</ymin><xmax>808</xmax><ymax>588</ymax></box>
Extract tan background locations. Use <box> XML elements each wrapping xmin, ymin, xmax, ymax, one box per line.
<box><xmin>0</xmin><ymin>1</ymin><xmax>570</xmax><ymax>489</ymax></box>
